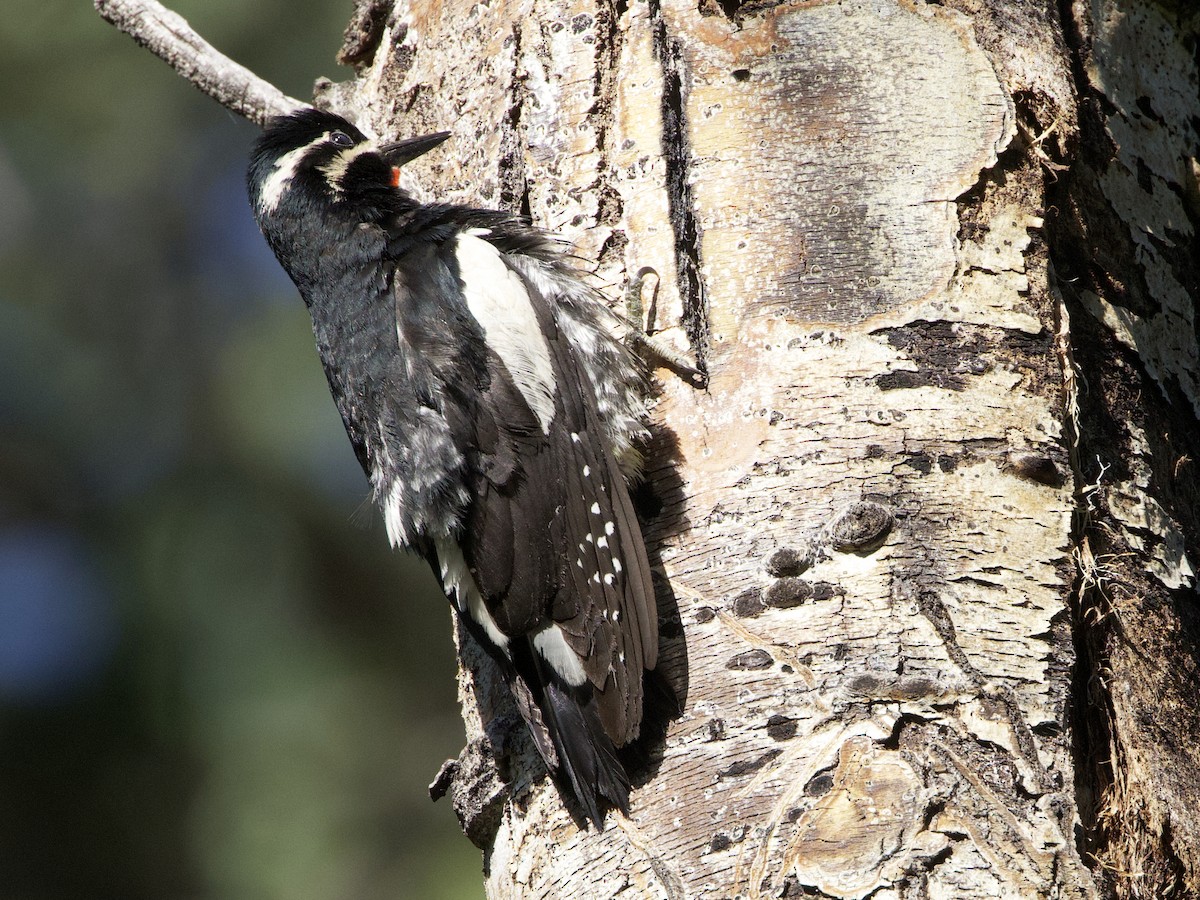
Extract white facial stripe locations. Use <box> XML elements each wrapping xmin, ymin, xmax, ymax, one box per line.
<box><xmin>454</xmin><ymin>233</ymin><xmax>557</xmax><ymax>432</ymax></box>
<box><xmin>258</xmin><ymin>131</ymin><xmax>333</xmax><ymax>214</ymax></box>
<box><xmin>435</xmin><ymin>537</ymin><xmax>510</xmax><ymax>653</ymax></box>
<box><xmin>532</xmin><ymin>624</ymin><xmax>588</xmax><ymax>686</ymax></box>
<box><xmin>319</xmin><ymin>142</ymin><xmax>377</xmax><ymax>194</ymax></box>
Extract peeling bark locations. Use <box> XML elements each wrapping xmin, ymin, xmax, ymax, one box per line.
<box><xmin>1051</xmin><ymin>2</ymin><xmax>1200</xmax><ymax>896</ymax></box>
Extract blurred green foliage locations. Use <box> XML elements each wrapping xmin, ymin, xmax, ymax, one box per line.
<box><xmin>0</xmin><ymin>2</ymin><xmax>484</xmax><ymax>898</ymax></box>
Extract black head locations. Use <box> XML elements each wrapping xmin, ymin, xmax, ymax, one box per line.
<box><xmin>247</xmin><ymin>108</ymin><xmax>449</xmax><ymax>221</ymax></box>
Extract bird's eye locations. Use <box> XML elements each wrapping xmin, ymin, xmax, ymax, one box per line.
<box><xmin>330</xmin><ymin>131</ymin><xmax>354</xmax><ymax>148</ymax></box>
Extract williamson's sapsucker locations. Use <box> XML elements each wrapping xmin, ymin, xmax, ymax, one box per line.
<box><xmin>247</xmin><ymin>108</ymin><xmax>667</xmax><ymax>827</ymax></box>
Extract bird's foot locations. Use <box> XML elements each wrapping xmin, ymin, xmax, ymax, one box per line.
<box><xmin>621</xmin><ymin>266</ymin><xmax>706</xmax><ymax>388</ymax></box>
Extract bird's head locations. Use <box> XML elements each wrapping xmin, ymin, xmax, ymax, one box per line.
<box><xmin>248</xmin><ymin>108</ymin><xmax>449</xmax><ymax>220</ymax></box>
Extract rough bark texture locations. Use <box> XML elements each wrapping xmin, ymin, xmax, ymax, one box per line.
<box><xmin>1051</xmin><ymin>1</ymin><xmax>1200</xmax><ymax>897</ymax></box>
<box><xmin>97</xmin><ymin>0</ymin><xmax>1199</xmax><ymax>895</ymax></box>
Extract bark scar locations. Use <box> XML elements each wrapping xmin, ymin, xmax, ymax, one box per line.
<box><xmin>649</xmin><ymin>0</ymin><xmax>710</xmax><ymax>376</ymax></box>
<box><xmin>915</xmin><ymin>589</ymin><xmax>1051</xmax><ymax>791</ymax></box>
<box><xmin>717</xmin><ymin>610</ymin><xmax>824</xmax><ymax>700</ymax></box>
<box><xmin>613</xmin><ymin>811</ymin><xmax>691</xmax><ymax>900</ymax></box>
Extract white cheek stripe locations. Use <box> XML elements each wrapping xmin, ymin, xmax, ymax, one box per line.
<box><xmin>532</xmin><ymin>624</ymin><xmax>588</xmax><ymax>686</ymax></box>
<box><xmin>435</xmin><ymin>537</ymin><xmax>511</xmax><ymax>653</ymax></box>
<box><xmin>454</xmin><ymin>233</ymin><xmax>557</xmax><ymax>432</ymax></box>
<box><xmin>258</xmin><ymin>131</ymin><xmax>333</xmax><ymax>214</ymax></box>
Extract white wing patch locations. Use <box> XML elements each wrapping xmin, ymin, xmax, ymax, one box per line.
<box><xmin>532</xmin><ymin>624</ymin><xmax>588</xmax><ymax>686</ymax></box>
<box><xmin>435</xmin><ymin>537</ymin><xmax>511</xmax><ymax>654</ymax></box>
<box><xmin>454</xmin><ymin>232</ymin><xmax>557</xmax><ymax>432</ymax></box>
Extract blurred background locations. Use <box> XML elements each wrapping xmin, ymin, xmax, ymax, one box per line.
<box><xmin>0</xmin><ymin>2</ymin><xmax>484</xmax><ymax>897</ymax></box>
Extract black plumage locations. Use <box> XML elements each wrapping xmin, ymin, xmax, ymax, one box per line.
<box><xmin>247</xmin><ymin>109</ymin><xmax>663</xmax><ymax>826</ymax></box>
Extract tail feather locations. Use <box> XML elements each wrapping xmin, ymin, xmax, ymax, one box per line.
<box><xmin>454</xmin><ymin>599</ymin><xmax>636</xmax><ymax>827</ymax></box>
<box><xmin>541</xmin><ymin>679</ymin><xmax>630</xmax><ymax>826</ymax></box>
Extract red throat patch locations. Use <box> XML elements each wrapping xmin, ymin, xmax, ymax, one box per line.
<box><xmin>390</xmin><ymin>166</ymin><xmax>401</xmax><ymax>188</ymax></box>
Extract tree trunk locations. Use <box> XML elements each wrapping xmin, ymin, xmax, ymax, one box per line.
<box><xmin>106</xmin><ymin>0</ymin><xmax>1199</xmax><ymax>895</ymax></box>
<box><xmin>318</xmin><ymin>0</ymin><xmax>1200</xmax><ymax>896</ymax></box>
<box><xmin>1052</xmin><ymin>2</ymin><xmax>1200</xmax><ymax>897</ymax></box>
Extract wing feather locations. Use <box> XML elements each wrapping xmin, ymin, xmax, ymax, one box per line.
<box><xmin>384</xmin><ymin>216</ymin><xmax>660</xmax><ymax>816</ymax></box>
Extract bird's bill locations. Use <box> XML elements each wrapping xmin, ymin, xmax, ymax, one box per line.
<box><xmin>379</xmin><ymin>131</ymin><xmax>451</xmax><ymax>166</ymax></box>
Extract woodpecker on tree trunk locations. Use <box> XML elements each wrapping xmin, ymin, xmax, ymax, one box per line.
<box><xmin>247</xmin><ymin>108</ymin><xmax>666</xmax><ymax>827</ymax></box>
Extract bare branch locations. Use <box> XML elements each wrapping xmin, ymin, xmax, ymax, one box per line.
<box><xmin>95</xmin><ymin>0</ymin><xmax>306</xmax><ymax>126</ymax></box>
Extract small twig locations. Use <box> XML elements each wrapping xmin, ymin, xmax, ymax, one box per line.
<box><xmin>95</xmin><ymin>0</ymin><xmax>306</xmax><ymax>126</ymax></box>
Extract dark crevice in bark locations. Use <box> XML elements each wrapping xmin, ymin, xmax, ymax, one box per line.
<box><xmin>337</xmin><ymin>0</ymin><xmax>390</xmax><ymax>69</ymax></box>
<box><xmin>590</xmin><ymin>0</ymin><xmax>627</xmax><ymax>275</ymax></box>
<box><xmin>697</xmin><ymin>0</ymin><xmax>785</xmax><ymax>23</ymax></box>
<box><xmin>699</xmin><ymin>0</ymin><xmax>742</xmax><ymax>17</ymax></box>
<box><xmin>649</xmin><ymin>1</ymin><xmax>709</xmax><ymax>377</ymax></box>
<box><xmin>591</xmin><ymin>1</ymin><xmax>622</xmax><ymax>160</ymax></box>
<box><xmin>1046</xmin><ymin>6</ymin><xmax>1120</xmax><ymax>891</ymax></box>
<box><xmin>1050</xmin><ymin>3</ymin><xmax>1200</xmax><ymax>894</ymax></box>
<box><xmin>915</xmin><ymin>589</ymin><xmax>983</xmax><ymax>685</ymax></box>
<box><xmin>1061</xmin><ymin>312</ymin><xmax>1199</xmax><ymax>898</ymax></box>
<box><xmin>1051</xmin><ymin>108</ymin><xmax>1118</xmax><ymax>900</ymax></box>
<box><xmin>498</xmin><ymin>24</ymin><xmax>531</xmax><ymax>219</ymax></box>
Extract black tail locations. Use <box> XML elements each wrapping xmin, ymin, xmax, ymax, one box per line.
<box><xmin>449</xmin><ymin>601</ymin><xmax>635</xmax><ymax>827</ymax></box>
<box><xmin>540</xmin><ymin>677</ymin><xmax>630</xmax><ymax>827</ymax></box>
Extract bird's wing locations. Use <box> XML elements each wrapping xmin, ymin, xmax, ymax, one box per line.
<box><xmin>388</xmin><ymin>225</ymin><xmax>656</xmax><ymax>746</ymax></box>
